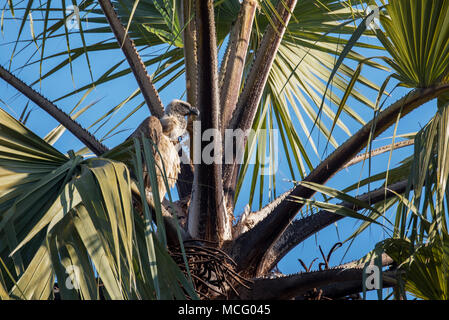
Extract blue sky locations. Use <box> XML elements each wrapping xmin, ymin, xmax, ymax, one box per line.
<box><xmin>0</xmin><ymin>1</ymin><xmax>437</xmax><ymax>299</ymax></box>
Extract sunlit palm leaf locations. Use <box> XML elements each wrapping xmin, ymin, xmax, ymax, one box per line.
<box><xmin>379</xmin><ymin>236</ymin><xmax>449</xmax><ymax>300</ymax></box>
<box><xmin>2</xmin><ymin>0</ymin><xmax>385</xmax><ymax>211</ymax></box>
<box><xmin>377</xmin><ymin>0</ymin><xmax>449</xmax><ymax>87</ymax></box>
<box><xmin>0</xmin><ymin>107</ymin><xmax>195</xmax><ymax>299</ymax></box>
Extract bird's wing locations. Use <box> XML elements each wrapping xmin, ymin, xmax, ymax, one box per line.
<box><xmin>129</xmin><ymin>116</ymin><xmax>163</xmax><ymax>145</ymax></box>
<box><xmin>158</xmin><ymin>134</ymin><xmax>181</xmax><ymax>191</ymax></box>
<box><xmin>128</xmin><ymin>116</ymin><xmax>180</xmax><ymax>201</ymax></box>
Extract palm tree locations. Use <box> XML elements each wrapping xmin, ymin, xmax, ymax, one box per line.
<box><xmin>0</xmin><ymin>0</ymin><xmax>449</xmax><ymax>300</ymax></box>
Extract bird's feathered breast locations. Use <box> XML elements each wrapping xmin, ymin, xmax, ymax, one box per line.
<box><xmin>129</xmin><ymin>116</ymin><xmax>180</xmax><ymax>201</ymax></box>
<box><xmin>160</xmin><ymin>115</ymin><xmax>186</xmax><ymax>141</ymax></box>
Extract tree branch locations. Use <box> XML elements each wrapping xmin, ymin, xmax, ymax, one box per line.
<box><xmin>0</xmin><ymin>65</ymin><xmax>108</xmax><ymax>156</ymax></box>
<box><xmin>176</xmin><ymin>0</ymin><xmax>198</xmax><ymax>199</ymax></box>
<box><xmin>232</xmin><ymin>140</ymin><xmax>414</xmax><ymax>239</ymax></box>
<box><xmin>238</xmin><ymin>267</ymin><xmax>396</xmax><ymax>300</ymax></box>
<box><xmin>187</xmin><ymin>0</ymin><xmax>230</xmax><ymax>243</ymax></box>
<box><xmin>294</xmin><ymin>274</ymin><xmax>397</xmax><ymax>300</ymax></box>
<box><xmin>256</xmin><ymin>180</ymin><xmax>409</xmax><ymax>275</ymax></box>
<box><xmin>239</xmin><ymin>254</ymin><xmax>395</xmax><ymax>300</ymax></box>
<box><xmin>0</xmin><ymin>64</ymin><xmax>187</xmax><ymax>246</ymax></box>
<box><xmin>222</xmin><ymin>0</ymin><xmax>298</xmax><ymax>215</ymax></box>
<box><xmin>228</xmin><ymin>0</ymin><xmax>297</xmax><ymax>133</ymax></box>
<box><xmin>295</xmin><ymin>254</ymin><xmax>396</xmax><ymax>299</ymax></box>
<box><xmin>343</xmin><ymin>139</ymin><xmax>414</xmax><ymax>169</ymax></box>
<box><xmin>220</xmin><ymin>0</ymin><xmax>258</xmax><ymax>132</ymax></box>
<box><xmin>233</xmin><ymin>191</ymin><xmax>290</xmax><ymax>238</ymax></box>
<box><xmin>181</xmin><ymin>0</ymin><xmax>198</xmax><ymax>109</ymax></box>
<box><xmin>98</xmin><ymin>0</ymin><xmax>164</xmax><ymax>118</ymax></box>
<box><xmin>177</xmin><ymin>162</ymin><xmax>195</xmax><ymax>199</ymax></box>
<box><xmin>230</xmin><ymin>84</ymin><xmax>449</xmax><ymax>274</ymax></box>
<box><xmin>338</xmin><ymin>253</ymin><xmax>394</xmax><ymax>270</ymax></box>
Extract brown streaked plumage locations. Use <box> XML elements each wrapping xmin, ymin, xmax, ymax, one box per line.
<box><xmin>128</xmin><ymin>100</ymin><xmax>199</xmax><ymax>204</ymax></box>
<box><xmin>160</xmin><ymin>99</ymin><xmax>199</xmax><ymax>141</ymax></box>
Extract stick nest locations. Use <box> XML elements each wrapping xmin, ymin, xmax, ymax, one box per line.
<box><xmin>170</xmin><ymin>240</ymin><xmax>252</xmax><ymax>299</ymax></box>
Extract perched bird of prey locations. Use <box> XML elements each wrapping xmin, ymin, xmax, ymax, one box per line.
<box><xmin>128</xmin><ymin>100</ymin><xmax>199</xmax><ymax>203</ymax></box>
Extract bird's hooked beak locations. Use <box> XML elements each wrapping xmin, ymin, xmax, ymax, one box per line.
<box><xmin>188</xmin><ymin>106</ymin><xmax>200</xmax><ymax>117</ymax></box>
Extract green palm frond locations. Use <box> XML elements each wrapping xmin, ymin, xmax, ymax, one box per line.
<box><xmin>396</xmin><ymin>102</ymin><xmax>449</xmax><ymax>243</ymax></box>
<box><xmin>378</xmin><ymin>235</ymin><xmax>449</xmax><ymax>300</ymax></box>
<box><xmin>355</xmin><ymin>102</ymin><xmax>449</xmax><ymax>299</ymax></box>
<box><xmin>1</xmin><ymin>0</ymin><xmax>386</xmax><ymax>210</ymax></box>
<box><xmin>377</xmin><ymin>0</ymin><xmax>449</xmax><ymax>87</ymax></box>
<box><xmin>0</xmin><ymin>107</ymin><xmax>195</xmax><ymax>300</ymax></box>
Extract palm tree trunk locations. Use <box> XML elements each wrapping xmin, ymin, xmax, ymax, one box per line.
<box><xmin>181</xmin><ymin>0</ymin><xmax>198</xmax><ymax>110</ymax></box>
<box><xmin>176</xmin><ymin>0</ymin><xmax>198</xmax><ymax>199</ymax></box>
<box><xmin>187</xmin><ymin>0</ymin><xmax>230</xmax><ymax>243</ymax></box>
